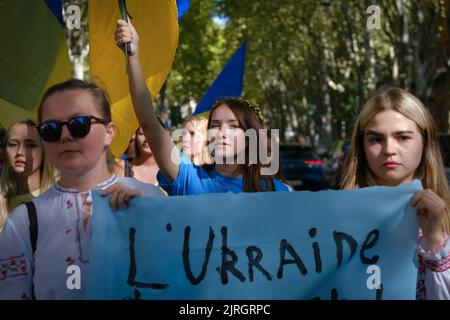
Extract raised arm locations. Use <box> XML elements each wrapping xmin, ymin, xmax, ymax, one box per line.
<box><xmin>115</xmin><ymin>19</ymin><xmax>180</xmax><ymax>181</ymax></box>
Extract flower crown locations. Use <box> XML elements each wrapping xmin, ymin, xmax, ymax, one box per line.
<box><xmin>217</xmin><ymin>97</ymin><xmax>264</xmax><ymax>123</ymax></box>
<box><xmin>240</xmin><ymin>97</ymin><xmax>264</xmax><ymax>123</ymax></box>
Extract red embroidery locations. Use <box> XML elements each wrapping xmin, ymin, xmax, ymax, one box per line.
<box><xmin>416</xmin><ymin>279</ymin><xmax>427</xmax><ymax>300</ymax></box>
<box><xmin>418</xmin><ymin>255</ymin><xmax>426</xmax><ymax>274</ymax></box>
<box><xmin>0</xmin><ymin>255</ymin><xmax>28</xmax><ymax>281</ymax></box>
<box><xmin>418</xmin><ymin>233</ymin><xmax>450</xmax><ymax>273</ymax></box>
<box><xmin>80</xmin><ymin>193</ymin><xmax>92</xmax><ymax>231</ymax></box>
<box><xmin>66</xmin><ymin>199</ymin><xmax>73</xmax><ymax>209</ymax></box>
<box><xmin>65</xmin><ymin>256</ymin><xmax>74</xmax><ymax>265</ymax></box>
<box><xmin>423</xmin><ymin>252</ymin><xmax>450</xmax><ymax>272</ymax></box>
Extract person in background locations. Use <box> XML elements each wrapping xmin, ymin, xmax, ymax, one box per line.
<box><xmin>181</xmin><ymin>115</ymin><xmax>211</xmax><ymax>166</ymax></box>
<box><xmin>0</xmin><ymin>119</ymin><xmax>55</xmax><ymax>231</ymax></box>
<box><xmin>0</xmin><ymin>126</ymin><xmax>6</xmax><ymax>174</ymax></box>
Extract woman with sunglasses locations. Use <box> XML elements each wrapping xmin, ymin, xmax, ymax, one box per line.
<box><xmin>0</xmin><ymin>119</ymin><xmax>55</xmax><ymax>232</ymax></box>
<box><xmin>0</xmin><ymin>79</ymin><xmax>163</xmax><ymax>299</ymax></box>
<box><xmin>115</xmin><ymin>20</ymin><xmax>289</xmax><ymax>195</ymax></box>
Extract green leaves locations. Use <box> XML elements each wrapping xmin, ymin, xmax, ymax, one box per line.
<box><xmin>164</xmin><ymin>0</ymin><xmax>449</xmax><ymax>142</ymax></box>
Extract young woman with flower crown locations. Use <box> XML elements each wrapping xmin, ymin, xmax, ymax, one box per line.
<box><xmin>115</xmin><ymin>20</ymin><xmax>289</xmax><ymax>195</ymax></box>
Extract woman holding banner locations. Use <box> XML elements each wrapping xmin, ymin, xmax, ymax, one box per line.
<box><xmin>115</xmin><ymin>20</ymin><xmax>289</xmax><ymax>195</ymax></box>
<box><xmin>0</xmin><ymin>79</ymin><xmax>163</xmax><ymax>299</ymax></box>
<box><xmin>341</xmin><ymin>87</ymin><xmax>450</xmax><ymax>299</ymax></box>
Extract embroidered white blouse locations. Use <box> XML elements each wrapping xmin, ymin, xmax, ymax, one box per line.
<box><xmin>0</xmin><ymin>175</ymin><xmax>162</xmax><ymax>300</ymax></box>
<box><xmin>416</xmin><ymin>233</ymin><xmax>450</xmax><ymax>299</ymax></box>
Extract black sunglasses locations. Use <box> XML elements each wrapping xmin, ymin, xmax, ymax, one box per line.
<box><xmin>38</xmin><ymin>115</ymin><xmax>109</xmax><ymax>142</ymax></box>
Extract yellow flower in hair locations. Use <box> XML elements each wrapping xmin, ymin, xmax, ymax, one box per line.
<box><xmin>239</xmin><ymin>97</ymin><xmax>264</xmax><ymax>123</ymax></box>
<box><xmin>213</xmin><ymin>97</ymin><xmax>265</xmax><ymax>123</ymax></box>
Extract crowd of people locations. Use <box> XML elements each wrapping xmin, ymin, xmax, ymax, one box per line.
<box><xmin>0</xmin><ymin>19</ymin><xmax>448</xmax><ymax>300</ymax></box>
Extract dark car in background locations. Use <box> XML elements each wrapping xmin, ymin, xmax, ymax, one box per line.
<box><xmin>279</xmin><ymin>144</ymin><xmax>328</xmax><ymax>191</ymax></box>
<box><xmin>438</xmin><ymin>133</ymin><xmax>450</xmax><ymax>186</ymax></box>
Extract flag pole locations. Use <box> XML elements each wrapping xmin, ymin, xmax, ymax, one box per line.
<box><xmin>118</xmin><ymin>0</ymin><xmax>131</xmax><ymax>73</ymax></box>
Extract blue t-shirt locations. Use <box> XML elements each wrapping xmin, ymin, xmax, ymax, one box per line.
<box><xmin>157</xmin><ymin>153</ymin><xmax>289</xmax><ymax>195</ymax></box>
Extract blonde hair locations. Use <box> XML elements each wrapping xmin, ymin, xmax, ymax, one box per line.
<box><xmin>0</xmin><ymin>120</ymin><xmax>55</xmax><ymax>228</ymax></box>
<box><xmin>183</xmin><ymin>115</ymin><xmax>211</xmax><ymax>166</ymax></box>
<box><xmin>341</xmin><ymin>87</ymin><xmax>450</xmax><ymax>233</ymax></box>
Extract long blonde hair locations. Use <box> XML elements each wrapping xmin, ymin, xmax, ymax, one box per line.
<box><xmin>341</xmin><ymin>87</ymin><xmax>450</xmax><ymax>233</ymax></box>
<box><xmin>183</xmin><ymin>115</ymin><xmax>211</xmax><ymax>166</ymax></box>
<box><xmin>0</xmin><ymin>120</ymin><xmax>55</xmax><ymax>228</ymax></box>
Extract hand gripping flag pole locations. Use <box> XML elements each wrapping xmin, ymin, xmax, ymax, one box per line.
<box><xmin>118</xmin><ymin>0</ymin><xmax>132</xmax><ymax>72</ymax></box>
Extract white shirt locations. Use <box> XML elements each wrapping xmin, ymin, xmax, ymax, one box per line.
<box><xmin>417</xmin><ymin>233</ymin><xmax>450</xmax><ymax>299</ymax></box>
<box><xmin>0</xmin><ymin>175</ymin><xmax>162</xmax><ymax>300</ymax></box>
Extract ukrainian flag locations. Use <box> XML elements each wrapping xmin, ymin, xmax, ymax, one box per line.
<box><xmin>0</xmin><ymin>0</ymin><xmax>71</xmax><ymax>128</ymax></box>
<box><xmin>193</xmin><ymin>40</ymin><xmax>247</xmax><ymax>116</ymax></box>
<box><xmin>89</xmin><ymin>0</ymin><xmax>180</xmax><ymax>158</ymax></box>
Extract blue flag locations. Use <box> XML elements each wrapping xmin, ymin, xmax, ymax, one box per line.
<box><xmin>87</xmin><ymin>181</ymin><xmax>421</xmax><ymax>299</ymax></box>
<box><xmin>44</xmin><ymin>0</ymin><xmax>64</xmax><ymax>27</ymax></box>
<box><xmin>0</xmin><ymin>0</ymin><xmax>71</xmax><ymax>127</ymax></box>
<box><xmin>176</xmin><ymin>0</ymin><xmax>190</xmax><ymax>20</ymax></box>
<box><xmin>193</xmin><ymin>40</ymin><xmax>247</xmax><ymax>115</ymax></box>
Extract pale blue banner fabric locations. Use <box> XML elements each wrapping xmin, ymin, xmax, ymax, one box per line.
<box><xmin>87</xmin><ymin>181</ymin><xmax>421</xmax><ymax>300</ymax></box>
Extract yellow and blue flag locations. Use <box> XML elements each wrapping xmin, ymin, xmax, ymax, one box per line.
<box><xmin>89</xmin><ymin>0</ymin><xmax>185</xmax><ymax>158</ymax></box>
<box><xmin>176</xmin><ymin>0</ymin><xmax>190</xmax><ymax>20</ymax></box>
<box><xmin>193</xmin><ymin>40</ymin><xmax>247</xmax><ymax>115</ymax></box>
<box><xmin>0</xmin><ymin>0</ymin><xmax>71</xmax><ymax>128</ymax></box>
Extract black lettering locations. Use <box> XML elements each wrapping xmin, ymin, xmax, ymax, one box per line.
<box><xmin>376</xmin><ymin>283</ymin><xmax>384</xmax><ymax>300</ymax></box>
<box><xmin>331</xmin><ymin>288</ymin><xmax>338</xmax><ymax>300</ymax></box>
<box><xmin>277</xmin><ymin>239</ymin><xmax>308</xmax><ymax>278</ymax></box>
<box><xmin>127</xmin><ymin>228</ymin><xmax>169</xmax><ymax>289</ymax></box>
<box><xmin>333</xmin><ymin>231</ymin><xmax>357</xmax><ymax>269</ymax></box>
<box><xmin>360</xmin><ymin>229</ymin><xmax>380</xmax><ymax>265</ymax></box>
<box><xmin>309</xmin><ymin>228</ymin><xmax>322</xmax><ymax>273</ymax></box>
<box><xmin>219</xmin><ymin>226</ymin><xmax>245</xmax><ymax>284</ymax></box>
<box><xmin>182</xmin><ymin>226</ymin><xmax>215</xmax><ymax>285</ymax></box>
<box><xmin>246</xmin><ymin>246</ymin><xmax>272</xmax><ymax>282</ymax></box>
<box><xmin>123</xmin><ymin>289</ymin><xmax>141</xmax><ymax>300</ymax></box>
